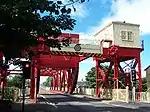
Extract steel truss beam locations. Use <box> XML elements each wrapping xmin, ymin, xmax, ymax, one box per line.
<box><xmin>95</xmin><ymin>46</ymin><xmax>142</xmax><ymax>98</ymax></box>
<box><xmin>50</xmin><ymin>67</ymin><xmax>79</xmax><ymax>94</ymax></box>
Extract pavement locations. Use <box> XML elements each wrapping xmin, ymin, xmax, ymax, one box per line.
<box><xmin>10</xmin><ymin>90</ymin><xmax>150</xmax><ymax>112</ymax></box>
<box><xmin>34</xmin><ymin>93</ymin><xmax>150</xmax><ymax>112</ymax></box>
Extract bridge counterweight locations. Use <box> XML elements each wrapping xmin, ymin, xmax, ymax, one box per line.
<box><xmin>50</xmin><ymin>43</ymin><xmax>102</xmax><ymax>57</ymax></box>
<box><xmin>50</xmin><ymin>51</ymin><xmax>103</xmax><ymax>57</ymax></box>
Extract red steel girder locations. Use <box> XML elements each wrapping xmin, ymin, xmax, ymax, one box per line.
<box><xmin>95</xmin><ymin>46</ymin><xmax>143</xmax><ymax>98</ymax></box>
<box><xmin>50</xmin><ymin>67</ymin><xmax>79</xmax><ymax>94</ymax></box>
<box><xmin>39</xmin><ymin>55</ymin><xmax>80</xmax><ymax>68</ymax></box>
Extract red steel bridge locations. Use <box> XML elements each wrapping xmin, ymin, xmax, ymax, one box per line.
<box><xmin>0</xmin><ymin>22</ymin><xmax>144</xmax><ymax>101</ymax></box>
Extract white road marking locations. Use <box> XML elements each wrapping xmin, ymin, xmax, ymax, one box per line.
<box><xmin>39</xmin><ymin>93</ymin><xmax>150</xmax><ymax>112</ymax></box>
<box><xmin>39</xmin><ymin>95</ymin><xmax>57</xmax><ymax>108</ymax></box>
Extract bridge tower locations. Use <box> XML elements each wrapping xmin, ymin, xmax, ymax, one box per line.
<box><xmin>39</xmin><ymin>33</ymin><xmax>81</xmax><ymax>94</ymax></box>
<box><xmin>29</xmin><ymin>33</ymin><xmax>81</xmax><ymax>101</ymax></box>
<box><xmin>28</xmin><ymin>32</ymin><xmax>103</xmax><ymax>102</ymax></box>
<box><xmin>94</xmin><ymin>21</ymin><xmax>144</xmax><ymax>98</ymax></box>
<box><xmin>43</xmin><ymin>33</ymin><xmax>102</xmax><ymax>94</ymax></box>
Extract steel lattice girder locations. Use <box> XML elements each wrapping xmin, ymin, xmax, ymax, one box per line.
<box><xmin>50</xmin><ymin>67</ymin><xmax>79</xmax><ymax>94</ymax></box>
<box><xmin>95</xmin><ymin>46</ymin><xmax>143</xmax><ymax>98</ymax></box>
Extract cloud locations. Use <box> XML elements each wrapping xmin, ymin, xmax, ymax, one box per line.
<box><xmin>78</xmin><ymin>32</ymin><xmax>95</xmax><ymax>44</ymax></box>
<box><xmin>61</xmin><ymin>0</ymin><xmax>89</xmax><ymax>18</ymax></box>
<box><xmin>70</xmin><ymin>3</ymin><xmax>89</xmax><ymax>18</ymax></box>
<box><xmin>91</xmin><ymin>0</ymin><xmax>150</xmax><ymax>35</ymax></box>
<box><xmin>76</xmin><ymin>0</ymin><xmax>150</xmax><ymax>81</ymax></box>
<box><xmin>80</xmin><ymin>59</ymin><xmax>96</xmax><ymax>64</ymax></box>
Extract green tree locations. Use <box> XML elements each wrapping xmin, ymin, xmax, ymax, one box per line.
<box><xmin>85</xmin><ymin>67</ymin><xmax>96</xmax><ymax>88</ymax></box>
<box><xmin>85</xmin><ymin>65</ymin><xmax>114</xmax><ymax>88</ymax></box>
<box><xmin>136</xmin><ymin>77</ymin><xmax>147</xmax><ymax>92</ymax></box>
<box><xmin>43</xmin><ymin>76</ymin><xmax>52</xmax><ymax>87</ymax></box>
<box><xmin>86</xmin><ymin>66</ymin><xmax>147</xmax><ymax>91</ymax></box>
<box><xmin>0</xmin><ymin>0</ymin><xmax>89</xmax><ymax>60</ymax></box>
<box><xmin>142</xmin><ymin>77</ymin><xmax>147</xmax><ymax>92</ymax></box>
<box><xmin>7</xmin><ymin>75</ymin><xmax>23</xmax><ymax>88</ymax></box>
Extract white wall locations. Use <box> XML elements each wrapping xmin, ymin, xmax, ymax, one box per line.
<box><xmin>94</xmin><ymin>24</ymin><xmax>114</xmax><ymax>48</ymax></box>
<box><xmin>113</xmin><ymin>23</ymin><xmax>140</xmax><ymax>48</ymax></box>
<box><xmin>94</xmin><ymin>22</ymin><xmax>141</xmax><ymax>49</ymax></box>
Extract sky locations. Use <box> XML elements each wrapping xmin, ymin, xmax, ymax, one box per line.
<box><xmin>9</xmin><ymin>0</ymin><xmax>150</xmax><ymax>84</ymax></box>
<box><xmin>62</xmin><ymin>0</ymin><xmax>150</xmax><ymax>82</ymax></box>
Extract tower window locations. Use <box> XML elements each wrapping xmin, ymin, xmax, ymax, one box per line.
<box><xmin>121</xmin><ymin>31</ymin><xmax>126</xmax><ymax>40</ymax></box>
<box><xmin>127</xmin><ymin>31</ymin><xmax>133</xmax><ymax>41</ymax></box>
<box><xmin>121</xmin><ymin>31</ymin><xmax>134</xmax><ymax>41</ymax></box>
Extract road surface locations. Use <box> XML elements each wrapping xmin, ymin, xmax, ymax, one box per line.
<box><xmin>34</xmin><ymin>93</ymin><xmax>150</xmax><ymax>112</ymax></box>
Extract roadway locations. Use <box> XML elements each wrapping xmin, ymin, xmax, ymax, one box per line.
<box><xmin>34</xmin><ymin>93</ymin><xmax>150</xmax><ymax>112</ymax></box>
<box><xmin>11</xmin><ymin>88</ymin><xmax>150</xmax><ymax>112</ymax></box>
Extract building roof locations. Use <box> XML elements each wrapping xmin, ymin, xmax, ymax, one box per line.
<box><xmin>77</xmin><ymin>81</ymin><xmax>87</xmax><ymax>87</ymax></box>
<box><xmin>144</xmin><ymin>65</ymin><xmax>150</xmax><ymax>71</ymax></box>
<box><xmin>94</xmin><ymin>21</ymin><xmax>140</xmax><ymax>37</ymax></box>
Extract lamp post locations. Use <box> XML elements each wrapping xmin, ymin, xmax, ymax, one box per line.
<box><xmin>22</xmin><ymin>77</ymin><xmax>25</xmax><ymax>112</ymax></box>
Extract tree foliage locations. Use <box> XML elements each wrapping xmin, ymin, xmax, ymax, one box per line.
<box><xmin>0</xmin><ymin>0</ymin><xmax>89</xmax><ymax>59</ymax></box>
<box><xmin>43</xmin><ymin>76</ymin><xmax>52</xmax><ymax>87</ymax></box>
<box><xmin>85</xmin><ymin>67</ymin><xmax>96</xmax><ymax>88</ymax></box>
<box><xmin>7</xmin><ymin>75</ymin><xmax>23</xmax><ymax>88</ymax></box>
<box><xmin>85</xmin><ymin>65</ymin><xmax>114</xmax><ymax>88</ymax></box>
<box><xmin>142</xmin><ymin>77</ymin><xmax>147</xmax><ymax>92</ymax></box>
<box><xmin>86</xmin><ymin>66</ymin><xmax>147</xmax><ymax>91</ymax></box>
<box><xmin>136</xmin><ymin>77</ymin><xmax>147</xmax><ymax>92</ymax></box>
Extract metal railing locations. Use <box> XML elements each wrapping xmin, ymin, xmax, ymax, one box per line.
<box><xmin>135</xmin><ymin>92</ymin><xmax>148</xmax><ymax>102</ymax></box>
<box><xmin>77</xmin><ymin>39</ymin><xmax>101</xmax><ymax>45</ymax></box>
<box><xmin>58</xmin><ymin>38</ymin><xmax>102</xmax><ymax>45</ymax></box>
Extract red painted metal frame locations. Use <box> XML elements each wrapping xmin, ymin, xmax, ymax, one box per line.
<box><xmin>0</xmin><ymin>52</ymin><xmax>3</xmax><ymax>88</ymax></box>
<box><xmin>29</xmin><ymin>33</ymin><xmax>81</xmax><ymax>101</ymax></box>
<box><xmin>29</xmin><ymin>33</ymin><xmax>143</xmax><ymax>100</ymax></box>
<box><xmin>0</xmin><ymin>33</ymin><xmax>81</xmax><ymax>101</ymax></box>
<box><xmin>39</xmin><ymin>55</ymin><xmax>80</xmax><ymax>68</ymax></box>
<box><xmin>0</xmin><ymin>32</ymin><xmax>143</xmax><ymax>101</ymax></box>
<box><xmin>0</xmin><ymin>52</ymin><xmax>8</xmax><ymax>90</ymax></box>
<box><xmin>95</xmin><ymin>45</ymin><xmax>143</xmax><ymax>98</ymax></box>
<box><xmin>49</xmin><ymin>67</ymin><xmax>79</xmax><ymax>94</ymax></box>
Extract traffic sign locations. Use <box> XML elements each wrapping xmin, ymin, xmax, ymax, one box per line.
<box><xmin>74</xmin><ymin>44</ymin><xmax>81</xmax><ymax>51</ymax></box>
<box><xmin>131</xmin><ymin>69</ymin><xmax>136</xmax><ymax>85</ymax></box>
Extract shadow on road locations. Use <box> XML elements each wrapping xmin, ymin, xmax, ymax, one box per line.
<box><xmin>11</xmin><ymin>102</ymin><xmax>149</xmax><ymax>112</ymax></box>
<box><xmin>10</xmin><ymin>93</ymin><xmax>150</xmax><ymax>112</ymax></box>
<box><xmin>40</xmin><ymin>93</ymin><xmax>106</xmax><ymax>104</ymax></box>
<box><xmin>12</xmin><ymin>103</ymin><xmax>54</xmax><ymax>112</ymax></box>
<box><xmin>139</xmin><ymin>106</ymin><xmax>150</xmax><ymax>111</ymax></box>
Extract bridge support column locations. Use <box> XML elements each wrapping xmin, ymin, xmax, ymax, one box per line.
<box><xmin>96</xmin><ymin>61</ymin><xmax>100</xmax><ymax>98</ymax></box>
<box><xmin>67</xmin><ymin>69</ymin><xmax>72</xmax><ymax>93</ymax></box>
<box><xmin>49</xmin><ymin>67</ymin><xmax>79</xmax><ymax>94</ymax></box>
<box><xmin>0</xmin><ymin>52</ymin><xmax>3</xmax><ymax>88</ymax></box>
<box><xmin>59</xmin><ymin>71</ymin><xmax>62</xmax><ymax>91</ymax></box>
<box><xmin>62</xmin><ymin>71</ymin><xmax>66</xmax><ymax>92</ymax></box>
<box><xmin>54</xmin><ymin>75</ymin><xmax>56</xmax><ymax>91</ymax></box>
<box><xmin>114</xmin><ymin>59</ymin><xmax>119</xmax><ymax>89</ymax></box>
<box><xmin>30</xmin><ymin>60</ymin><xmax>38</xmax><ymax>102</ymax></box>
<box><xmin>56</xmin><ymin>73</ymin><xmax>59</xmax><ymax>91</ymax></box>
<box><xmin>137</xmin><ymin>55</ymin><xmax>142</xmax><ymax>92</ymax></box>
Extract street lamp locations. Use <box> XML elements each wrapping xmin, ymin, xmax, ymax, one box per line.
<box><xmin>21</xmin><ymin>61</ymin><xmax>31</xmax><ymax>112</ymax></box>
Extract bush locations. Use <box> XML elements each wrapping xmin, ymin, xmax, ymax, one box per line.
<box><xmin>4</xmin><ymin>87</ymin><xmax>19</xmax><ymax>102</ymax></box>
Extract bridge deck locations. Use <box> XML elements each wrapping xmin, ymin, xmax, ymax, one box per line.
<box><xmin>50</xmin><ymin>43</ymin><xmax>102</xmax><ymax>57</ymax></box>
